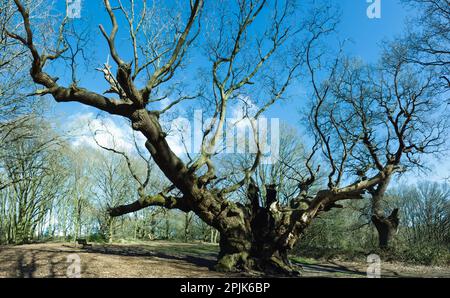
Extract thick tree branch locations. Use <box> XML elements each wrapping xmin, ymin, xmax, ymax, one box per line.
<box><xmin>109</xmin><ymin>193</ymin><xmax>188</xmax><ymax>217</ymax></box>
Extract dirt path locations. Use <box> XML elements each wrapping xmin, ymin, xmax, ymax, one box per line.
<box><xmin>0</xmin><ymin>241</ymin><xmax>448</xmax><ymax>278</ymax></box>
<box><xmin>0</xmin><ymin>242</ymin><xmax>230</xmax><ymax>278</ymax></box>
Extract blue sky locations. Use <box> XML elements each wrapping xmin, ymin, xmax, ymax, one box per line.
<box><xmin>54</xmin><ymin>0</ymin><xmax>412</xmax><ymax>118</ymax></box>
<box><xmin>46</xmin><ymin>0</ymin><xmax>449</xmax><ymax>183</ymax></box>
<box><xmin>267</xmin><ymin>0</ymin><xmax>412</xmax><ymax>121</ymax></box>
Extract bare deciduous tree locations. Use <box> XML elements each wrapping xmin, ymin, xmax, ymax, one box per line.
<box><xmin>5</xmin><ymin>0</ymin><xmax>448</xmax><ymax>274</ymax></box>
<box><xmin>0</xmin><ymin>120</ymin><xmax>67</xmax><ymax>244</ymax></box>
<box><xmin>401</xmin><ymin>0</ymin><xmax>450</xmax><ymax>87</ymax></box>
<box><xmin>307</xmin><ymin>36</ymin><xmax>448</xmax><ymax>248</ymax></box>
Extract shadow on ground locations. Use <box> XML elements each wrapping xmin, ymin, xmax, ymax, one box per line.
<box><xmin>0</xmin><ymin>242</ymin><xmax>448</xmax><ymax>278</ymax></box>
<box><xmin>81</xmin><ymin>243</ymin><xmax>218</xmax><ymax>271</ymax></box>
<box><xmin>0</xmin><ymin>242</ymin><xmax>230</xmax><ymax>277</ymax></box>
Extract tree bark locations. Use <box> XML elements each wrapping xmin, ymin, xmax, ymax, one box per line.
<box><xmin>213</xmin><ymin>184</ymin><xmax>306</xmax><ymax>276</ymax></box>
<box><xmin>372</xmin><ymin>208</ymin><xmax>399</xmax><ymax>249</ymax></box>
<box><xmin>215</xmin><ymin>215</ymin><xmax>304</xmax><ymax>276</ymax></box>
<box><xmin>370</xmin><ymin>171</ymin><xmax>400</xmax><ymax>249</ymax></box>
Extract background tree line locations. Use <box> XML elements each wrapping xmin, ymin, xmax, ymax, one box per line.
<box><xmin>0</xmin><ymin>119</ymin><xmax>222</xmax><ymax>245</ymax></box>
<box><xmin>297</xmin><ymin>181</ymin><xmax>449</xmax><ymax>266</ymax></box>
<box><xmin>0</xmin><ymin>118</ymin><xmax>448</xmax><ymax>265</ymax></box>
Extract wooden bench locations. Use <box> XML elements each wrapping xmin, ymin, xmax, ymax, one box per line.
<box><xmin>76</xmin><ymin>238</ymin><xmax>92</xmax><ymax>248</ymax></box>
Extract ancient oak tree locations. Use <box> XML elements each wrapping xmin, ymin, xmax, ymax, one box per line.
<box><xmin>5</xmin><ymin>0</ymin><xmax>448</xmax><ymax>273</ymax></box>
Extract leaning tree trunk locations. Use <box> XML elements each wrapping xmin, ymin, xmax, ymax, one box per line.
<box><xmin>371</xmin><ymin>208</ymin><xmax>399</xmax><ymax>249</ymax></box>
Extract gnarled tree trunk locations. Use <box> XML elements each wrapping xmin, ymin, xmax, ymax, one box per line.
<box><xmin>372</xmin><ymin>208</ymin><xmax>399</xmax><ymax>249</ymax></box>
<box><xmin>213</xmin><ymin>184</ymin><xmax>316</xmax><ymax>276</ymax></box>
<box><xmin>215</xmin><ymin>211</ymin><xmax>305</xmax><ymax>276</ymax></box>
<box><xmin>110</xmin><ymin>172</ymin><xmax>371</xmax><ymax>275</ymax></box>
<box><xmin>370</xmin><ymin>171</ymin><xmax>400</xmax><ymax>249</ymax></box>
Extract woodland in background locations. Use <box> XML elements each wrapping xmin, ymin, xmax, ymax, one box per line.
<box><xmin>0</xmin><ymin>120</ymin><xmax>448</xmax><ymax>266</ymax></box>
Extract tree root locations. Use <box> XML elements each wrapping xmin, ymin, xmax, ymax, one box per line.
<box><xmin>216</xmin><ymin>253</ymin><xmax>302</xmax><ymax>277</ymax></box>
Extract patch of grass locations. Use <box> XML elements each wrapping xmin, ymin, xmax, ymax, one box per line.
<box><xmin>152</xmin><ymin>243</ymin><xmax>219</xmax><ymax>256</ymax></box>
<box><xmin>295</xmin><ymin>244</ymin><xmax>450</xmax><ymax>267</ymax></box>
<box><xmin>384</xmin><ymin>245</ymin><xmax>450</xmax><ymax>266</ymax></box>
<box><xmin>294</xmin><ymin>246</ymin><xmax>367</xmax><ymax>262</ymax></box>
<box><xmin>290</xmin><ymin>256</ymin><xmax>318</xmax><ymax>265</ymax></box>
<box><xmin>328</xmin><ymin>271</ymin><xmax>362</xmax><ymax>278</ymax></box>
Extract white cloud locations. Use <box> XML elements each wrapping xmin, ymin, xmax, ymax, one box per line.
<box><xmin>67</xmin><ymin>112</ymin><xmax>191</xmax><ymax>157</ymax></box>
<box><xmin>67</xmin><ymin>112</ymin><xmax>144</xmax><ymax>155</ymax></box>
<box><xmin>230</xmin><ymin>95</ymin><xmax>259</xmax><ymax>120</ymax></box>
<box><xmin>162</xmin><ymin>116</ymin><xmax>192</xmax><ymax>156</ymax></box>
<box><xmin>65</xmin><ymin>95</ymin><xmax>279</xmax><ymax>162</ymax></box>
<box><xmin>159</xmin><ymin>97</ymin><xmax>172</xmax><ymax>111</ymax></box>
